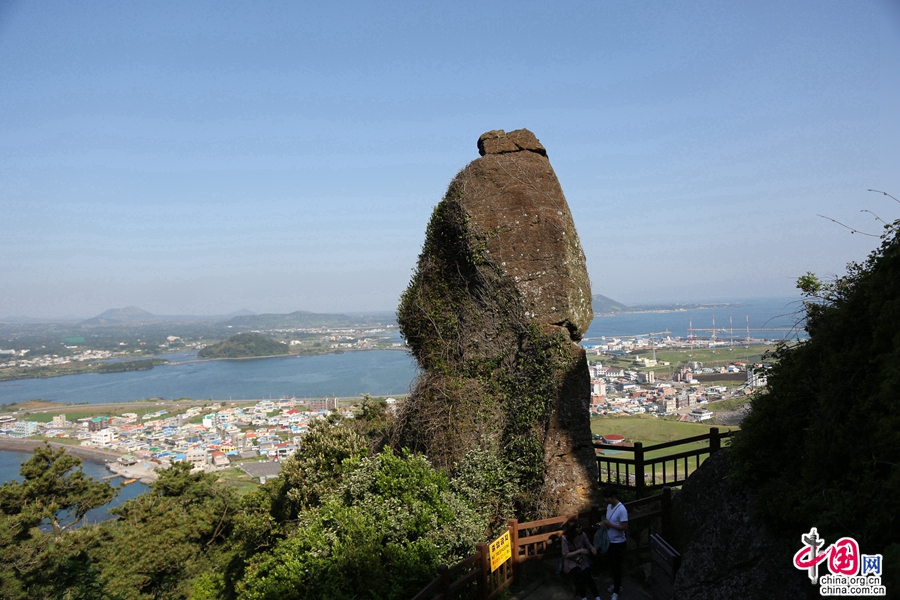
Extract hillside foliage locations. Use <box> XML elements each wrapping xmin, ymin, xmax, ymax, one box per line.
<box><xmin>198</xmin><ymin>333</ymin><xmax>289</xmax><ymax>359</ymax></box>
<box><xmin>731</xmin><ymin>217</ymin><xmax>900</xmax><ymax>575</ymax></box>
<box><xmin>0</xmin><ymin>403</ymin><xmax>515</xmax><ymax>599</ymax></box>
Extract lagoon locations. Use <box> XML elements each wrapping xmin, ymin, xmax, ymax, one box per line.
<box><xmin>0</xmin><ymin>297</ymin><xmax>803</xmax><ymax>407</ymax></box>
<box><xmin>0</xmin><ymin>296</ymin><xmax>804</xmax><ymax>491</ymax></box>
<box><xmin>0</xmin><ymin>349</ymin><xmax>420</xmax><ymax>405</ymax></box>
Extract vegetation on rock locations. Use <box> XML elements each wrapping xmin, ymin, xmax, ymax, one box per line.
<box><xmin>395</xmin><ymin>130</ymin><xmax>597</xmax><ymax>519</ymax></box>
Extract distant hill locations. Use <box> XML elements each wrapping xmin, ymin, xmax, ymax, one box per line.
<box><xmin>198</xmin><ymin>333</ymin><xmax>290</xmax><ymax>359</ymax></box>
<box><xmin>81</xmin><ymin>306</ymin><xmax>159</xmax><ymax>325</ymax></box>
<box><xmin>591</xmin><ymin>294</ymin><xmax>630</xmax><ymax>314</ymax></box>
<box><xmin>79</xmin><ymin>307</ymin><xmax>263</xmax><ymax>326</ymax></box>
<box><xmin>221</xmin><ymin>310</ymin><xmax>372</xmax><ymax>329</ymax></box>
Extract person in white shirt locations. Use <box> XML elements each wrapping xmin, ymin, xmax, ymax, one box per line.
<box><xmin>600</xmin><ymin>487</ymin><xmax>628</xmax><ymax>600</ymax></box>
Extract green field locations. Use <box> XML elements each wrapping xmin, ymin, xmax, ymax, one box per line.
<box><xmin>591</xmin><ymin>414</ymin><xmax>738</xmax><ymax>445</ymax></box>
<box><xmin>26</xmin><ymin>406</ymin><xmax>189</xmax><ymax>424</ymax></box>
<box><xmin>706</xmin><ymin>396</ymin><xmax>753</xmax><ymax>411</ymax></box>
<box><xmin>590</xmin><ymin>344</ymin><xmax>776</xmax><ymax>370</ymax></box>
<box><xmin>591</xmin><ymin>415</ymin><xmax>739</xmax><ymax>482</ymax></box>
<box><xmin>215</xmin><ymin>465</ymin><xmax>260</xmax><ymax>495</ymax></box>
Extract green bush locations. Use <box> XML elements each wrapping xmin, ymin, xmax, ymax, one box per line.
<box><xmin>731</xmin><ymin>218</ymin><xmax>900</xmax><ymax>563</ymax></box>
<box><xmin>237</xmin><ymin>449</ymin><xmax>485</xmax><ymax>600</ymax></box>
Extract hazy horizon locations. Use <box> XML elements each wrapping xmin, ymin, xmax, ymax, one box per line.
<box><xmin>2</xmin><ymin>1</ymin><xmax>898</xmax><ymax>319</ymax></box>
<box><xmin>1</xmin><ymin>294</ymin><xmax>806</xmax><ymax>323</ymax></box>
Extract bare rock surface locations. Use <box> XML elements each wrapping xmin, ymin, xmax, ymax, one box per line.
<box><xmin>671</xmin><ymin>451</ymin><xmax>815</xmax><ymax>599</ymax></box>
<box><xmin>463</xmin><ymin>129</ymin><xmax>591</xmax><ymax>338</ymax></box>
<box><xmin>395</xmin><ymin>129</ymin><xmax>596</xmax><ymax>516</ymax></box>
<box><xmin>477</xmin><ymin>129</ymin><xmax>547</xmax><ymax>156</ymax></box>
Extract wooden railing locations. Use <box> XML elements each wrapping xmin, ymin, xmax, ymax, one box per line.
<box><xmin>595</xmin><ymin>426</ymin><xmax>733</xmax><ymax>497</ymax></box>
<box><xmin>411</xmin><ymin>428</ymin><xmax>728</xmax><ymax>599</ymax></box>
<box><xmin>412</xmin><ymin>489</ymin><xmax>672</xmax><ymax>600</ymax></box>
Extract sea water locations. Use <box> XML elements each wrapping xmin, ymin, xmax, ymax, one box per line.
<box><xmin>0</xmin><ymin>349</ymin><xmax>420</xmax><ymax>405</ymax></box>
<box><xmin>0</xmin><ymin>449</ymin><xmax>150</xmax><ymax>524</ymax></box>
<box><xmin>0</xmin><ymin>296</ymin><xmax>805</xmax><ymax>489</ymax></box>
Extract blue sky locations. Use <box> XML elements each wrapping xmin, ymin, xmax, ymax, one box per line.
<box><xmin>2</xmin><ymin>0</ymin><xmax>898</xmax><ymax>318</ymax></box>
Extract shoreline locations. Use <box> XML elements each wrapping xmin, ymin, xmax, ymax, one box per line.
<box><xmin>183</xmin><ymin>345</ymin><xmax>407</xmax><ymax>364</ymax></box>
<box><xmin>0</xmin><ymin>438</ymin><xmax>123</xmax><ymax>464</ymax></box>
<box><xmin>0</xmin><ymin>346</ymin><xmax>408</xmax><ymax>383</ymax></box>
<box><xmin>0</xmin><ymin>438</ymin><xmax>159</xmax><ymax>484</ymax></box>
<box><xmin>593</xmin><ymin>306</ymin><xmax>744</xmax><ymax>318</ymax></box>
<box><xmin>4</xmin><ymin>393</ymin><xmax>410</xmax><ymax>416</ymax></box>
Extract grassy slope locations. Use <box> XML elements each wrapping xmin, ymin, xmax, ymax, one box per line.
<box><xmin>591</xmin><ymin>415</ymin><xmax>739</xmax><ymax>478</ymax></box>
<box><xmin>591</xmin><ymin>414</ymin><xmax>738</xmax><ymax>444</ymax></box>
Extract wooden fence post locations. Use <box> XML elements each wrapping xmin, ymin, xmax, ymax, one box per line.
<box><xmin>477</xmin><ymin>542</ymin><xmax>490</xmax><ymax>600</ymax></box>
<box><xmin>709</xmin><ymin>427</ymin><xmax>720</xmax><ymax>454</ymax></box>
<box><xmin>508</xmin><ymin>518</ymin><xmax>519</xmax><ymax>584</ymax></box>
<box><xmin>436</xmin><ymin>564</ymin><xmax>450</xmax><ymax>598</ymax></box>
<box><xmin>634</xmin><ymin>441</ymin><xmax>645</xmax><ymax>498</ymax></box>
<box><xmin>661</xmin><ymin>486</ymin><xmax>672</xmax><ymax>541</ymax></box>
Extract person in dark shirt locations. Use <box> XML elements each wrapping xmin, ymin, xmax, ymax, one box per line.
<box><xmin>561</xmin><ymin>518</ymin><xmax>600</xmax><ymax>600</ymax></box>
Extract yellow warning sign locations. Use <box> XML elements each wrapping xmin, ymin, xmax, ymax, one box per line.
<box><xmin>489</xmin><ymin>530</ymin><xmax>511</xmax><ymax>572</ymax></box>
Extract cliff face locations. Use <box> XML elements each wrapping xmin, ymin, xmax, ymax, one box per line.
<box><xmin>671</xmin><ymin>451</ymin><xmax>815</xmax><ymax>599</ymax></box>
<box><xmin>395</xmin><ymin>129</ymin><xmax>596</xmax><ymax>516</ymax></box>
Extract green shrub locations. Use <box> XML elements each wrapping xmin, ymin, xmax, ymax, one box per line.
<box><xmin>731</xmin><ymin>218</ymin><xmax>900</xmax><ymax>565</ymax></box>
<box><xmin>237</xmin><ymin>449</ymin><xmax>484</xmax><ymax>600</ymax></box>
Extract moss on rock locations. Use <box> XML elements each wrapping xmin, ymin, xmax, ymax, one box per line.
<box><xmin>394</xmin><ymin>130</ymin><xmax>597</xmax><ymax>518</ymax></box>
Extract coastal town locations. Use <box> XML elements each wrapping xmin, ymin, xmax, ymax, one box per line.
<box><xmin>0</xmin><ymin>345</ymin><xmax>763</xmax><ymax>488</ymax></box>
<box><xmin>588</xmin><ymin>360</ymin><xmax>759</xmax><ymax>421</ymax></box>
<box><xmin>0</xmin><ymin>396</ymin><xmax>399</xmax><ymax>485</ymax></box>
<box><xmin>0</xmin><ymin>322</ymin><xmax>776</xmax><ymax>491</ymax></box>
<box><xmin>583</xmin><ymin>331</ymin><xmax>771</xmax><ymax>423</ymax></box>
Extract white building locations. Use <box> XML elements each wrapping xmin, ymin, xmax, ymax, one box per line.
<box><xmin>91</xmin><ymin>429</ymin><xmax>116</xmax><ymax>446</ymax></box>
<box><xmin>202</xmin><ymin>414</ymin><xmax>219</xmax><ymax>429</ymax></box>
<box><xmin>690</xmin><ymin>407</ymin><xmax>713</xmax><ymax>421</ymax></box>
<box><xmin>747</xmin><ymin>369</ymin><xmax>768</xmax><ymax>387</ymax></box>
<box><xmin>186</xmin><ymin>448</ymin><xmax>208</xmax><ymax>468</ymax></box>
<box><xmin>13</xmin><ymin>421</ymin><xmax>39</xmax><ymax>436</ymax></box>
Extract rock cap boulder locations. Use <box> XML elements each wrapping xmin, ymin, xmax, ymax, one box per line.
<box><xmin>477</xmin><ymin>128</ymin><xmax>547</xmax><ymax>157</ymax></box>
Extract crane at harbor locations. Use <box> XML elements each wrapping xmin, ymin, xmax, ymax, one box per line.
<box><xmin>690</xmin><ymin>312</ymin><xmax>795</xmax><ymax>348</ymax></box>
